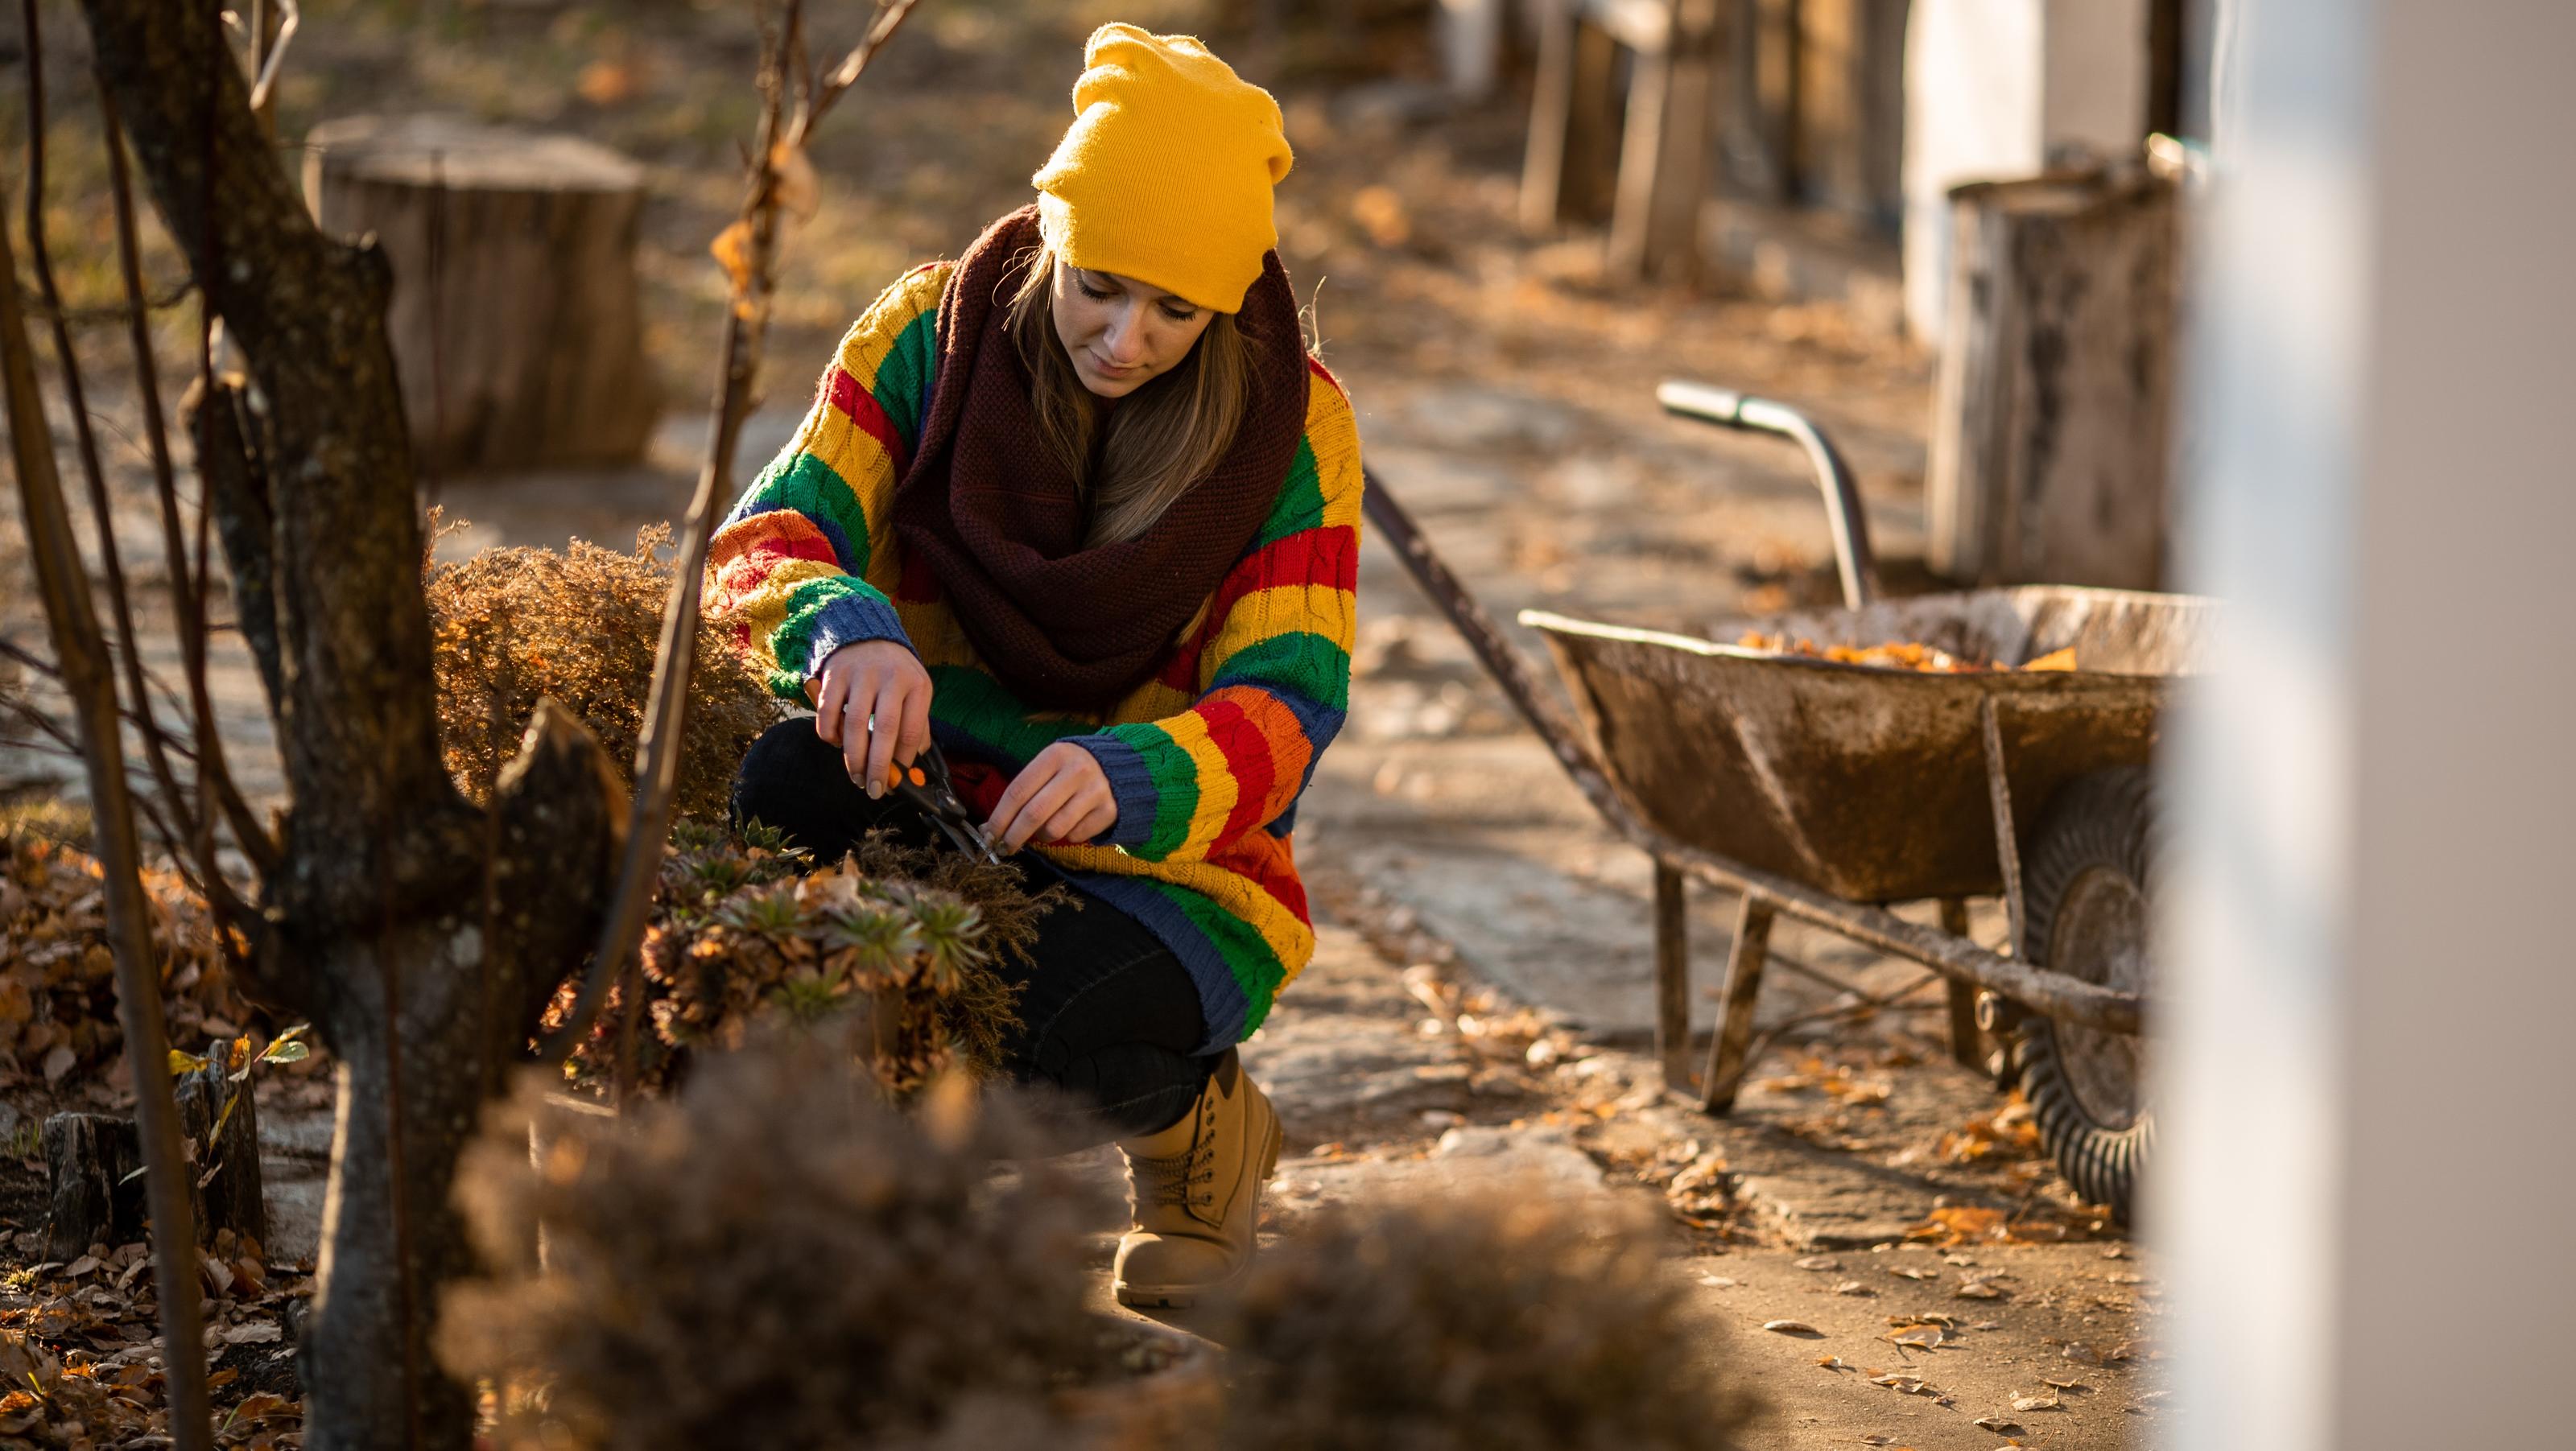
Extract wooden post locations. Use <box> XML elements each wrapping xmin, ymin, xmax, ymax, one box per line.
<box><xmin>304</xmin><ymin>114</ymin><xmax>660</xmax><ymax>474</ymax></box>
<box><xmin>1608</xmin><ymin>0</ymin><xmax>1720</xmax><ymax>284</ymax></box>
<box><xmin>1653</xmin><ymin>860</ymin><xmax>1691</xmax><ymax>1093</ymax></box>
<box><xmin>1699</xmin><ymin>896</ymin><xmax>1776</xmax><ymax>1114</ymax></box>
<box><xmin>1521</xmin><ymin>0</ymin><xmax>1620</xmax><ymax>231</ymax></box>
<box><xmin>1926</xmin><ymin>166</ymin><xmax>2182</xmax><ymax>588</ymax></box>
<box><xmin>1938</xmin><ymin>897</ymin><xmax>1984</xmax><ymax>1070</ymax></box>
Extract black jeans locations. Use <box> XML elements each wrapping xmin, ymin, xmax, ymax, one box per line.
<box><xmin>731</xmin><ymin>719</ymin><xmax>1212</xmax><ymax>1142</ymax></box>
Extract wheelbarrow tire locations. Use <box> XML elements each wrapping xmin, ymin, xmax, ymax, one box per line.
<box><xmin>2013</xmin><ymin>765</ymin><xmax>2162</xmax><ymax>1225</ymax></box>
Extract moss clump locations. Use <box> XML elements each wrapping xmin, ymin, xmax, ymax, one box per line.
<box><xmin>426</xmin><ymin>525</ymin><xmax>783</xmax><ymax>819</ymax></box>
<box><xmin>1214</xmin><ymin>1194</ymin><xmax>1760</xmax><ymax>1451</ymax></box>
<box><xmin>439</xmin><ymin>1041</ymin><xmax>1107</xmax><ymax>1451</ymax></box>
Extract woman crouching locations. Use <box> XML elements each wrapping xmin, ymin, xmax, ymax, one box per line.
<box><xmin>708</xmin><ymin>24</ymin><xmax>1360</xmax><ymax>1309</ymax></box>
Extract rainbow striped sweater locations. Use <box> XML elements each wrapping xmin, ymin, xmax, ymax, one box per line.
<box><xmin>707</xmin><ymin>262</ymin><xmax>1363</xmax><ymax>1052</ymax></box>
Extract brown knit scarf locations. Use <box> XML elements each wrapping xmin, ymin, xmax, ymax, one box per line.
<box><xmin>890</xmin><ymin>206</ymin><xmax>1311</xmax><ymax>711</ymax></box>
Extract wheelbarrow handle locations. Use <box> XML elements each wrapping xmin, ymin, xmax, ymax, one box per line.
<box><xmin>1655</xmin><ymin>381</ymin><xmax>1881</xmax><ymax>611</ymax></box>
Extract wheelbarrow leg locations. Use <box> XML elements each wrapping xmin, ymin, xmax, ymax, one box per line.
<box><xmin>1700</xmin><ymin>896</ymin><xmax>1776</xmax><ymax>1115</ymax></box>
<box><xmin>1653</xmin><ymin>859</ymin><xmax>1690</xmax><ymax>1094</ymax></box>
<box><xmin>1938</xmin><ymin>897</ymin><xmax>1984</xmax><ymax>1070</ymax></box>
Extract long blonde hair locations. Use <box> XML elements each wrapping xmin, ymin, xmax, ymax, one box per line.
<box><xmin>1004</xmin><ymin>244</ymin><xmax>1251</xmax><ymax>547</ymax></box>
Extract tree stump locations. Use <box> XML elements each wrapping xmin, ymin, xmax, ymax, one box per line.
<box><xmin>175</xmin><ymin>1061</ymin><xmax>266</xmax><ymax>1247</ymax></box>
<box><xmin>303</xmin><ymin>114</ymin><xmax>659</xmax><ymax>474</ymax></box>
<box><xmin>43</xmin><ymin>1066</ymin><xmax>266</xmax><ymax>1259</ymax></box>
<box><xmin>43</xmin><ymin>1113</ymin><xmax>141</xmax><ymax>1262</ymax></box>
<box><xmin>1926</xmin><ymin>165</ymin><xmax>2180</xmax><ymax>589</ymax></box>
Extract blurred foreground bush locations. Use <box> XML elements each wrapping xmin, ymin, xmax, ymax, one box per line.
<box><xmin>427</xmin><ymin>526</ymin><xmax>783</xmax><ymax>819</ymax></box>
<box><xmin>1216</xmin><ymin>1195</ymin><xmax>1759</xmax><ymax>1451</ymax></box>
<box><xmin>440</xmin><ymin>1040</ymin><xmax>1113</xmax><ymax>1450</ymax></box>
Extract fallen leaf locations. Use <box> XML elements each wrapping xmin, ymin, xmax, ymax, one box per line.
<box><xmin>1764</xmin><ymin>1320</ymin><xmax>1823</xmax><ymax>1336</ymax></box>
<box><xmin>62</xmin><ymin>1255</ymin><xmax>100</xmax><ymax>1279</ymax></box>
<box><xmin>1955</xmin><ymin>1276</ymin><xmax>2008</xmax><ymax>1300</ymax></box>
<box><xmin>1834</xmin><ymin>1280</ymin><xmax>1876</xmax><ymax>1296</ymax></box>
<box><xmin>1698</xmin><ymin>1274</ymin><xmax>1737</xmax><ymax>1288</ymax></box>
<box><xmin>1884</xmin><ymin>1325</ymin><xmax>1946</xmax><ymax>1350</ymax></box>
<box><xmin>42</xmin><ymin>1044</ymin><xmax>74</xmax><ymax>1082</ymax></box>
<box><xmin>221</xmin><ymin>1321</ymin><xmax>281</xmax><ymax>1346</ymax></box>
<box><xmin>2043</xmin><ymin>1377</ymin><xmax>2090</xmax><ymax>1391</ymax></box>
<box><xmin>1350</xmin><ymin>184</ymin><xmax>1411</xmax><ymax>247</ymax></box>
<box><xmin>2021</xmin><ymin>647</ymin><xmax>2079</xmax><ymax>672</ymax></box>
<box><xmin>1795</xmin><ymin>1255</ymin><xmax>1843</xmax><ymax>1272</ymax></box>
<box><xmin>1889</xmin><ymin>1264</ymin><xmax>1938</xmax><ymax>1280</ymax></box>
<box><xmin>2061</xmin><ymin>1342</ymin><xmax>2103</xmax><ymax>1365</ymax></box>
<box><xmin>1973</xmin><ymin>1416</ymin><xmax>2025</xmax><ymax>1433</ymax></box>
<box><xmin>1816</xmin><ymin>1355</ymin><xmax>1852</xmax><ymax>1371</ymax></box>
<box><xmin>2012</xmin><ymin>1391</ymin><xmax>2064</xmax><ymax>1412</ymax></box>
<box><xmin>576</xmin><ymin>58</ymin><xmax>639</xmax><ymax>105</ymax></box>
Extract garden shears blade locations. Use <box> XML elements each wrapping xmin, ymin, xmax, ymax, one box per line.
<box><xmin>881</xmin><ymin>742</ymin><xmax>1000</xmax><ymax>864</ymax></box>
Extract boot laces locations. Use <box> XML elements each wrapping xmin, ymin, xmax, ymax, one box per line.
<box><xmin>1137</xmin><ymin>1114</ymin><xmax>1220</xmax><ymax>1212</ymax></box>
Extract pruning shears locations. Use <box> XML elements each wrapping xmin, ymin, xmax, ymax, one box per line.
<box><xmin>877</xmin><ymin>740</ymin><xmax>1001</xmax><ymax>864</ymax></box>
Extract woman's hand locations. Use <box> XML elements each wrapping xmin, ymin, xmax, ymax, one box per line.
<box><xmin>806</xmin><ymin>641</ymin><xmax>932</xmax><ymax>798</ymax></box>
<box><xmin>987</xmin><ymin>741</ymin><xmax>1117</xmax><ymax>851</ymax></box>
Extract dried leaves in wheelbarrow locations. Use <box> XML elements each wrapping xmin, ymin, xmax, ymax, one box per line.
<box><xmin>1736</xmin><ymin>632</ymin><xmax>2079</xmax><ymax>674</ymax></box>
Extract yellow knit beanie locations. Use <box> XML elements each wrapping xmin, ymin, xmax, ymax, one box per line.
<box><xmin>1031</xmin><ymin>23</ymin><xmax>1293</xmax><ymax>315</ymax></box>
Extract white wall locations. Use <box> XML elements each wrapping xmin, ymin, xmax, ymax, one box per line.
<box><xmin>1901</xmin><ymin>0</ymin><xmax>2153</xmax><ymax>341</ymax></box>
<box><xmin>2157</xmin><ymin>2</ymin><xmax>2576</xmax><ymax>1448</ymax></box>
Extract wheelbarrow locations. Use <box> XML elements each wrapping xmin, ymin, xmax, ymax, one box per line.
<box><xmin>1358</xmin><ymin>381</ymin><xmax>2214</xmax><ymax>1220</ymax></box>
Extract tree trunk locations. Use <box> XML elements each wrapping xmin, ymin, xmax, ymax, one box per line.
<box><xmin>304</xmin><ymin>114</ymin><xmax>660</xmax><ymax>474</ymax></box>
<box><xmin>76</xmin><ymin>5</ymin><xmax>632</xmax><ymax>1445</ymax></box>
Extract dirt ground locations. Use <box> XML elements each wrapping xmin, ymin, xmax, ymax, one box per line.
<box><xmin>0</xmin><ymin>1</ymin><xmax>2162</xmax><ymax>1445</ymax></box>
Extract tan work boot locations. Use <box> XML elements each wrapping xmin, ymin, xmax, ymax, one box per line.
<box><xmin>1113</xmin><ymin>1049</ymin><xmax>1281</xmax><ymax>1309</ymax></box>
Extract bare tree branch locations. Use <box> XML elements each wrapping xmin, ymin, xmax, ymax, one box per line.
<box><xmin>543</xmin><ymin>0</ymin><xmax>927</xmax><ymax>1066</ymax></box>
<box><xmin>0</xmin><ymin>168</ymin><xmax>214</xmax><ymax>1451</ymax></box>
<box><xmin>19</xmin><ymin>0</ymin><xmax>208</xmax><ymax>872</ymax></box>
<box><xmin>803</xmin><ymin>0</ymin><xmax>923</xmax><ymax>141</ymax></box>
<box><xmin>103</xmin><ymin>98</ymin><xmax>282</xmax><ymax>877</ymax></box>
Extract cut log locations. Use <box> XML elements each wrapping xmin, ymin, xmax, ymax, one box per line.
<box><xmin>303</xmin><ymin>113</ymin><xmax>659</xmax><ymax>474</ymax></box>
<box><xmin>43</xmin><ymin>1112</ymin><xmax>141</xmax><ymax>1262</ymax></box>
<box><xmin>175</xmin><ymin>1062</ymin><xmax>266</xmax><ymax>1246</ymax></box>
<box><xmin>1926</xmin><ymin>165</ymin><xmax>2180</xmax><ymax>589</ymax></box>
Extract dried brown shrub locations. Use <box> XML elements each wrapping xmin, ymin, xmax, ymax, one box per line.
<box><xmin>1214</xmin><ymin>1194</ymin><xmax>1759</xmax><ymax>1451</ymax></box>
<box><xmin>426</xmin><ymin>525</ymin><xmax>783</xmax><ymax>818</ymax></box>
<box><xmin>439</xmin><ymin>1041</ymin><xmax>1109</xmax><ymax>1451</ymax></box>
